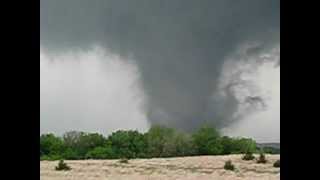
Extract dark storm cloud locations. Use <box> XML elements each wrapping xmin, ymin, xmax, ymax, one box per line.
<box><xmin>40</xmin><ymin>0</ymin><xmax>279</xmax><ymax>131</ymax></box>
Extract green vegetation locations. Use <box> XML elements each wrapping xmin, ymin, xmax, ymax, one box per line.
<box><xmin>55</xmin><ymin>160</ymin><xmax>71</xmax><ymax>171</ymax></box>
<box><xmin>224</xmin><ymin>160</ymin><xmax>235</xmax><ymax>171</ymax></box>
<box><xmin>242</xmin><ymin>152</ymin><xmax>255</xmax><ymax>161</ymax></box>
<box><xmin>85</xmin><ymin>145</ymin><xmax>115</xmax><ymax>159</ymax></box>
<box><xmin>40</xmin><ymin>134</ymin><xmax>64</xmax><ymax>160</ymax></box>
<box><xmin>273</xmin><ymin>159</ymin><xmax>280</xmax><ymax>168</ymax></box>
<box><xmin>40</xmin><ymin>125</ymin><xmax>260</xmax><ymax>160</ymax></box>
<box><xmin>119</xmin><ymin>158</ymin><xmax>129</xmax><ymax>164</ymax></box>
<box><xmin>260</xmin><ymin>147</ymin><xmax>280</xmax><ymax>154</ymax></box>
<box><xmin>192</xmin><ymin>126</ymin><xmax>223</xmax><ymax>155</ymax></box>
<box><xmin>256</xmin><ymin>152</ymin><xmax>267</xmax><ymax>164</ymax></box>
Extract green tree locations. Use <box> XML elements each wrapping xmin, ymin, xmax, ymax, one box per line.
<box><xmin>85</xmin><ymin>143</ymin><xmax>116</xmax><ymax>159</ymax></box>
<box><xmin>107</xmin><ymin>130</ymin><xmax>147</xmax><ymax>158</ymax></box>
<box><xmin>145</xmin><ymin>125</ymin><xmax>195</xmax><ymax>157</ymax></box>
<box><xmin>192</xmin><ymin>125</ymin><xmax>223</xmax><ymax>155</ymax></box>
<box><xmin>61</xmin><ymin>148</ymin><xmax>79</xmax><ymax>160</ymax></box>
<box><xmin>62</xmin><ymin>131</ymin><xmax>107</xmax><ymax>159</ymax></box>
<box><xmin>40</xmin><ymin>125</ymin><xmax>261</xmax><ymax>160</ymax></box>
<box><xmin>40</xmin><ymin>134</ymin><xmax>65</xmax><ymax>159</ymax></box>
<box><xmin>145</xmin><ymin>125</ymin><xmax>175</xmax><ymax>157</ymax></box>
<box><xmin>171</xmin><ymin>132</ymin><xmax>195</xmax><ymax>157</ymax></box>
<box><xmin>62</xmin><ymin>131</ymin><xmax>83</xmax><ymax>149</ymax></box>
<box><xmin>220</xmin><ymin>136</ymin><xmax>234</xmax><ymax>155</ymax></box>
<box><xmin>78</xmin><ymin>133</ymin><xmax>106</xmax><ymax>156</ymax></box>
<box><xmin>231</xmin><ymin>138</ymin><xmax>257</xmax><ymax>154</ymax></box>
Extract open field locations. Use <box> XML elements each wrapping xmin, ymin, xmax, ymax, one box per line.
<box><xmin>41</xmin><ymin>154</ymin><xmax>280</xmax><ymax>180</ymax></box>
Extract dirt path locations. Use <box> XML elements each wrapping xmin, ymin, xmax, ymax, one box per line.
<box><xmin>40</xmin><ymin>154</ymin><xmax>280</xmax><ymax>180</ymax></box>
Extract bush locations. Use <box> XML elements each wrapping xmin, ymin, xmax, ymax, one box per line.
<box><xmin>262</xmin><ymin>147</ymin><xmax>280</xmax><ymax>154</ymax></box>
<box><xmin>257</xmin><ymin>153</ymin><xmax>267</xmax><ymax>164</ymax></box>
<box><xmin>224</xmin><ymin>160</ymin><xmax>235</xmax><ymax>171</ymax></box>
<box><xmin>119</xmin><ymin>158</ymin><xmax>129</xmax><ymax>164</ymax></box>
<box><xmin>242</xmin><ymin>152</ymin><xmax>255</xmax><ymax>161</ymax></box>
<box><xmin>40</xmin><ymin>155</ymin><xmax>51</xmax><ymax>161</ymax></box>
<box><xmin>273</xmin><ymin>159</ymin><xmax>280</xmax><ymax>168</ymax></box>
<box><xmin>61</xmin><ymin>148</ymin><xmax>79</xmax><ymax>160</ymax></box>
<box><xmin>55</xmin><ymin>160</ymin><xmax>71</xmax><ymax>171</ymax></box>
<box><xmin>40</xmin><ymin>154</ymin><xmax>63</xmax><ymax>161</ymax></box>
<box><xmin>85</xmin><ymin>146</ymin><xmax>115</xmax><ymax>159</ymax></box>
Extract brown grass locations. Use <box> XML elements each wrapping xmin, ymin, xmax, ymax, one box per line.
<box><xmin>40</xmin><ymin>154</ymin><xmax>280</xmax><ymax>180</ymax></box>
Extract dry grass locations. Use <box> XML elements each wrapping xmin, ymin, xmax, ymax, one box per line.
<box><xmin>40</xmin><ymin>154</ymin><xmax>280</xmax><ymax>180</ymax></box>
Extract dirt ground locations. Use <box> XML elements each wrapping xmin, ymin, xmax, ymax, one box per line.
<box><xmin>40</xmin><ymin>154</ymin><xmax>280</xmax><ymax>180</ymax></box>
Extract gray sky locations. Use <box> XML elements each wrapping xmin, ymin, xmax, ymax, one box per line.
<box><xmin>40</xmin><ymin>47</ymin><xmax>149</xmax><ymax>135</ymax></box>
<box><xmin>40</xmin><ymin>0</ymin><xmax>279</xmax><ymax>142</ymax></box>
<box><xmin>220</xmin><ymin>45</ymin><xmax>280</xmax><ymax>142</ymax></box>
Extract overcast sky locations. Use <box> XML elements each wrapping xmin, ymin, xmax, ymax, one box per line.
<box><xmin>40</xmin><ymin>47</ymin><xmax>149</xmax><ymax>135</ymax></box>
<box><xmin>40</xmin><ymin>0</ymin><xmax>279</xmax><ymax>142</ymax></box>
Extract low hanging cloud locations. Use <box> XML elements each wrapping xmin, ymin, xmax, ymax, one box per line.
<box><xmin>40</xmin><ymin>0</ymin><xmax>279</xmax><ymax>141</ymax></box>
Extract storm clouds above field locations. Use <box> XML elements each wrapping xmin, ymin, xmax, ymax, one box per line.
<box><xmin>40</xmin><ymin>0</ymin><xmax>279</xmax><ymax>141</ymax></box>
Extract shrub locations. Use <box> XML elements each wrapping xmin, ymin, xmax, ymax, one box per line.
<box><xmin>262</xmin><ymin>147</ymin><xmax>280</xmax><ymax>154</ymax></box>
<box><xmin>85</xmin><ymin>146</ymin><xmax>115</xmax><ymax>159</ymax></box>
<box><xmin>40</xmin><ymin>155</ymin><xmax>51</xmax><ymax>161</ymax></box>
<box><xmin>55</xmin><ymin>160</ymin><xmax>71</xmax><ymax>171</ymax></box>
<box><xmin>49</xmin><ymin>154</ymin><xmax>64</xmax><ymax>161</ymax></box>
<box><xmin>224</xmin><ymin>160</ymin><xmax>235</xmax><ymax>171</ymax></box>
<box><xmin>61</xmin><ymin>148</ymin><xmax>79</xmax><ymax>160</ymax></box>
<box><xmin>273</xmin><ymin>159</ymin><xmax>280</xmax><ymax>168</ymax></box>
<box><xmin>40</xmin><ymin>154</ymin><xmax>63</xmax><ymax>161</ymax></box>
<box><xmin>256</xmin><ymin>153</ymin><xmax>267</xmax><ymax>164</ymax></box>
<box><xmin>242</xmin><ymin>152</ymin><xmax>255</xmax><ymax>161</ymax></box>
<box><xmin>119</xmin><ymin>158</ymin><xmax>129</xmax><ymax>164</ymax></box>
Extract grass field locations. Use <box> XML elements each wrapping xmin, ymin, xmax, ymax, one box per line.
<box><xmin>40</xmin><ymin>154</ymin><xmax>280</xmax><ymax>180</ymax></box>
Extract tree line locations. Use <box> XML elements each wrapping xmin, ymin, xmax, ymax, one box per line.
<box><xmin>40</xmin><ymin>125</ymin><xmax>258</xmax><ymax>160</ymax></box>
